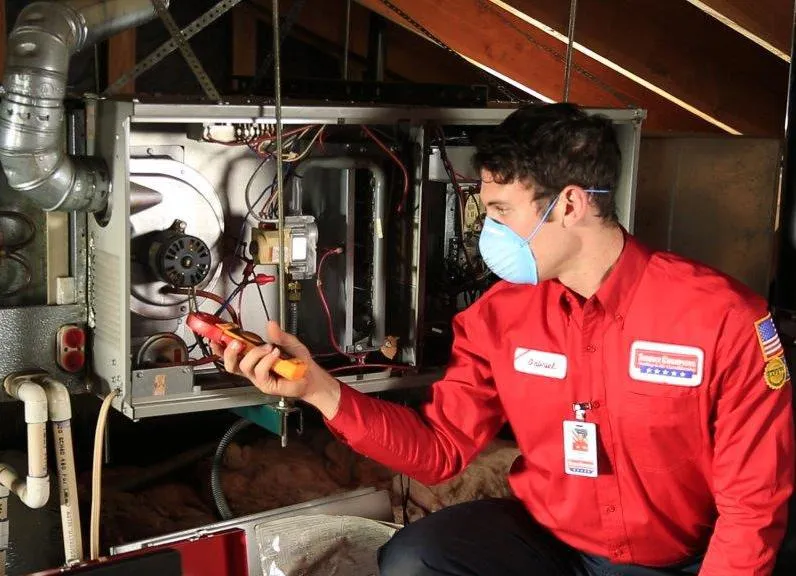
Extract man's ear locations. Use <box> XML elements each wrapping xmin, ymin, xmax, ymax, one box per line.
<box><xmin>560</xmin><ymin>185</ymin><xmax>590</xmax><ymax>226</ymax></box>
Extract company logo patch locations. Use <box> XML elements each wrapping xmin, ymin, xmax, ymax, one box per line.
<box><xmin>514</xmin><ymin>348</ymin><xmax>567</xmax><ymax>379</ymax></box>
<box><xmin>629</xmin><ymin>341</ymin><xmax>704</xmax><ymax>386</ymax></box>
<box><xmin>755</xmin><ymin>313</ymin><xmax>784</xmax><ymax>361</ymax></box>
<box><xmin>764</xmin><ymin>356</ymin><xmax>790</xmax><ymax>390</ymax></box>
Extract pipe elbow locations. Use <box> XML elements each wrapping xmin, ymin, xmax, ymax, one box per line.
<box><xmin>0</xmin><ymin>465</ymin><xmax>50</xmax><ymax>509</ymax></box>
<box><xmin>4</xmin><ymin>378</ymin><xmax>48</xmax><ymax>424</ymax></box>
<box><xmin>0</xmin><ymin>0</ymin><xmax>163</xmax><ymax>214</ymax></box>
<box><xmin>21</xmin><ymin>475</ymin><xmax>51</xmax><ymax>509</ymax></box>
<box><xmin>41</xmin><ymin>377</ymin><xmax>72</xmax><ymax>422</ymax></box>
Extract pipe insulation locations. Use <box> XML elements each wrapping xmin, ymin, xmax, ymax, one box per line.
<box><xmin>0</xmin><ymin>0</ymin><xmax>165</xmax><ymax>213</ymax></box>
<box><xmin>41</xmin><ymin>377</ymin><xmax>83</xmax><ymax>565</ymax></box>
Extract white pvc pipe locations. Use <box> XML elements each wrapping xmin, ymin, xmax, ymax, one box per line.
<box><xmin>1</xmin><ymin>484</ymin><xmax>8</xmax><ymax>576</ymax></box>
<box><xmin>0</xmin><ymin>463</ymin><xmax>48</xmax><ymax>510</ymax></box>
<box><xmin>52</xmin><ymin>422</ymin><xmax>82</xmax><ymax>564</ymax></box>
<box><xmin>42</xmin><ymin>377</ymin><xmax>83</xmax><ymax>565</ymax></box>
<box><xmin>1</xmin><ymin>377</ymin><xmax>50</xmax><ymax>509</ymax></box>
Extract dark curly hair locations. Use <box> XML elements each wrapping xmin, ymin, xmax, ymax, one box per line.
<box><xmin>473</xmin><ymin>103</ymin><xmax>621</xmax><ymax>221</ymax></box>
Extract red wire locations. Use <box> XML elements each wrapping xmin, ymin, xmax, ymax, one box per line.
<box><xmin>165</xmin><ymin>288</ymin><xmax>239</xmax><ymax>325</ymax></box>
<box><xmin>317</xmin><ymin>248</ymin><xmax>350</xmax><ymax>358</ymax></box>
<box><xmin>362</xmin><ymin>126</ymin><xmax>409</xmax><ymax>215</ymax></box>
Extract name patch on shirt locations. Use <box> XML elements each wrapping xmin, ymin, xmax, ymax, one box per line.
<box><xmin>514</xmin><ymin>348</ymin><xmax>567</xmax><ymax>379</ymax></box>
<box><xmin>628</xmin><ymin>341</ymin><xmax>704</xmax><ymax>387</ymax></box>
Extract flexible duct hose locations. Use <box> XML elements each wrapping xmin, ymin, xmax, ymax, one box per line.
<box><xmin>210</xmin><ymin>419</ymin><xmax>252</xmax><ymax>520</ymax></box>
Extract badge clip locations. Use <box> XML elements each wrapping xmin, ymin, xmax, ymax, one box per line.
<box><xmin>572</xmin><ymin>401</ymin><xmax>592</xmax><ymax>421</ymax></box>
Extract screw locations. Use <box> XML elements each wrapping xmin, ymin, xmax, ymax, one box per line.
<box><xmin>135</xmin><ymin>372</ymin><xmax>143</xmax><ymax>378</ymax></box>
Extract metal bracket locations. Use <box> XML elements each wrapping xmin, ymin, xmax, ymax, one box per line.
<box><xmin>149</xmin><ymin>0</ymin><xmax>220</xmax><ymax>100</ymax></box>
<box><xmin>103</xmin><ymin>0</ymin><xmax>243</xmax><ymax>97</ymax></box>
<box><xmin>231</xmin><ymin>399</ymin><xmax>303</xmax><ymax>448</ymax></box>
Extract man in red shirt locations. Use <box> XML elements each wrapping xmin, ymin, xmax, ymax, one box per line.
<box><xmin>216</xmin><ymin>104</ymin><xmax>795</xmax><ymax>575</ymax></box>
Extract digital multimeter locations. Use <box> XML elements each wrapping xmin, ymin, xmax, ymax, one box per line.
<box><xmin>186</xmin><ymin>312</ymin><xmax>308</xmax><ymax>381</ymax></box>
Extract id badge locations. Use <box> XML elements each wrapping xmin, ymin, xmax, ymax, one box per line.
<box><xmin>563</xmin><ymin>420</ymin><xmax>598</xmax><ymax>477</ymax></box>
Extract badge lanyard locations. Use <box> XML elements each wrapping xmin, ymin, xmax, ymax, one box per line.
<box><xmin>563</xmin><ymin>401</ymin><xmax>598</xmax><ymax>477</ymax></box>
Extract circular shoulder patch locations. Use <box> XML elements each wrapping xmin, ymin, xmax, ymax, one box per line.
<box><xmin>764</xmin><ymin>356</ymin><xmax>790</xmax><ymax>390</ymax></box>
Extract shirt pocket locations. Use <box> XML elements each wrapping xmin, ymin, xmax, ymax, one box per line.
<box><xmin>616</xmin><ymin>383</ymin><xmax>703</xmax><ymax>473</ymax></box>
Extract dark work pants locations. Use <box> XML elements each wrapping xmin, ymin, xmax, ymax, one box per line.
<box><xmin>377</xmin><ymin>499</ymin><xmax>703</xmax><ymax>576</ymax></box>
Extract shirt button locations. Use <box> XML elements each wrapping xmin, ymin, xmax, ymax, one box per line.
<box><xmin>606</xmin><ymin>505</ymin><xmax>615</xmax><ymax>513</ymax></box>
<box><xmin>585</xmin><ymin>344</ymin><xmax>596</xmax><ymax>353</ymax></box>
<box><xmin>615</xmin><ymin>313</ymin><xmax>624</xmax><ymax>322</ymax></box>
<box><xmin>591</xmin><ymin>401</ymin><xmax>601</xmax><ymax>409</ymax></box>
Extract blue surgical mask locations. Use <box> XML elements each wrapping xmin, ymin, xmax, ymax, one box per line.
<box><xmin>478</xmin><ymin>189</ymin><xmax>610</xmax><ymax>284</ymax></box>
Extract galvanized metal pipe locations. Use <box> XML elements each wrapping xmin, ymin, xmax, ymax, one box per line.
<box><xmin>0</xmin><ymin>0</ymin><xmax>164</xmax><ymax>213</ymax></box>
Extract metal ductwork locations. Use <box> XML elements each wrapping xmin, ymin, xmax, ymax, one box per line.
<box><xmin>0</xmin><ymin>0</ymin><xmax>166</xmax><ymax>214</ymax></box>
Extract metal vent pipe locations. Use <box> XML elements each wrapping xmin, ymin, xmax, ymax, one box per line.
<box><xmin>0</xmin><ymin>0</ymin><xmax>166</xmax><ymax>213</ymax></box>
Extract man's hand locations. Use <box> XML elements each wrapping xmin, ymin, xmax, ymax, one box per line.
<box><xmin>211</xmin><ymin>320</ymin><xmax>342</xmax><ymax>418</ymax></box>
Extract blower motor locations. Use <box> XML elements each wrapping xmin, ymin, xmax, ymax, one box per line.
<box><xmin>148</xmin><ymin>220</ymin><xmax>211</xmax><ymax>288</ymax></box>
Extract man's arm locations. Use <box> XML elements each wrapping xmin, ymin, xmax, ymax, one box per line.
<box><xmin>309</xmin><ymin>308</ymin><xmax>506</xmax><ymax>486</ymax></box>
<box><xmin>700</xmin><ymin>305</ymin><xmax>795</xmax><ymax>575</ymax></box>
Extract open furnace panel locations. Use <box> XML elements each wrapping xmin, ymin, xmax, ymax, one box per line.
<box><xmin>1</xmin><ymin>100</ymin><xmax>644</xmax><ymax>423</ymax></box>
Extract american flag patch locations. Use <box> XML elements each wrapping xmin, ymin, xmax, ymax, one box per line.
<box><xmin>755</xmin><ymin>313</ymin><xmax>783</xmax><ymax>360</ymax></box>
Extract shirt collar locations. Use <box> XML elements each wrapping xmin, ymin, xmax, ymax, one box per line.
<box><xmin>555</xmin><ymin>229</ymin><xmax>651</xmax><ymax>324</ymax></box>
<box><xmin>593</xmin><ymin>230</ymin><xmax>650</xmax><ymax>322</ymax></box>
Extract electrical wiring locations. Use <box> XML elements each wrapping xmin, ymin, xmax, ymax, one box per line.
<box><xmin>249</xmin><ymin>126</ymin><xmax>318</xmax><ymax>160</ymax></box>
<box><xmin>435</xmin><ymin>127</ymin><xmax>478</xmax><ymax>272</ymax></box>
<box><xmin>165</xmin><ymin>287</ymin><xmax>239</xmax><ymax>325</ymax></box>
<box><xmin>203</xmin><ymin>124</ymin><xmax>308</xmax><ymax>150</ymax></box>
<box><xmin>316</xmin><ymin>248</ymin><xmax>365</xmax><ymax>362</ymax></box>
<box><xmin>362</xmin><ymin>125</ymin><xmax>409</xmax><ymax>214</ymax></box>
<box><xmin>188</xmin><ymin>355</ymin><xmax>221</xmax><ymax>366</ymax></box>
<box><xmin>244</xmin><ymin>156</ymin><xmax>276</xmax><ymax>223</ymax></box>
<box><xmin>283</xmin><ymin>125</ymin><xmax>325</xmax><ymax>163</ymax></box>
<box><xmin>260</xmin><ymin>162</ymin><xmax>295</xmax><ymax>219</ymax></box>
<box><xmin>90</xmin><ymin>388</ymin><xmax>120</xmax><ymax>560</ymax></box>
<box><xmin>256</xmin><ymin>282</ymin><xmax>271</xmax><ymax>322</ymax></box>
<box><xmin>217</xmin><ymin>261</ymin><xmax>255</xmax><ymax>316</ymax></box>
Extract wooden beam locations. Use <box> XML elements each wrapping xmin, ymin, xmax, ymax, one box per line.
<box><xmin>250</xmin><ymin>0</ymin><xmax>485</xmax><ymax>86</ymax></box>
<box><xmin>108</xmin><ymin>29</ymin><xmax>136</xmax><ymax>94</ymax></box>
<box><xmin>356</xmin><ymin>0</ymin><xmax>720</xmax><ymax>134</ymax></box>
<box><xmin>684</xmin><ymin>0</ymin><xmax>792</xmax><ymax>61</ymax></box>
<box><xmin>489</xmin><ymin>0</ymin><xmax>787</xmax><ymax>136</ymax></box>
<box><xmin>232</xmin><ymin>3</ymin><xmax>258</xmax><ymax>78</ymax></box>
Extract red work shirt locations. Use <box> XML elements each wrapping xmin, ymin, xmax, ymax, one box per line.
<box><xmin>326</xmin><ymin>234</ymin><xmax>794</xmax><ymax>574</ymax></box>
